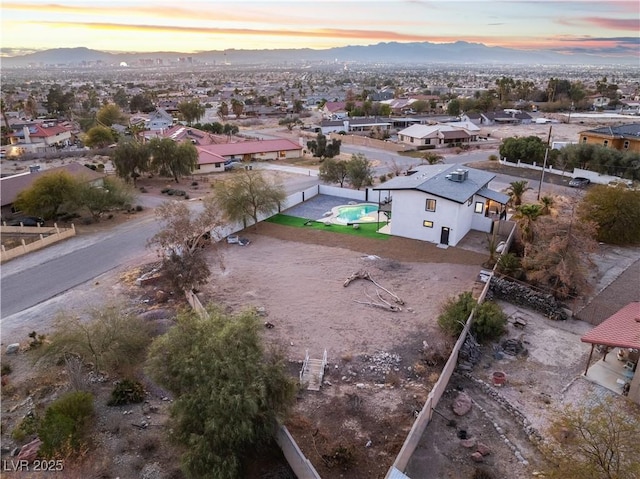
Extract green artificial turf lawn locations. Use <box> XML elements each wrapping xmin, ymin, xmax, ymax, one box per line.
<box><xmin>265</xmin><ymin>214</ymin><xmax>389</xmax><ymax>240</ymax></box>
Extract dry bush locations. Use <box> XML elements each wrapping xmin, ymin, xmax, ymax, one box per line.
<box><xmin>385</xmin><ymin>371</ymin><xmax>401</xmax><ymax>387</ymax></box>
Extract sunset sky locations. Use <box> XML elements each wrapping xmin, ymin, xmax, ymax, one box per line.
<box><xmin>1</xmin><ymin>0</ymin><xmax>639</xmax><ymax>58</ymax></box>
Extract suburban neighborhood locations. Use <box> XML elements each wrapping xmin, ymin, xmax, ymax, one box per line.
<box><xmin>1</xmin><ymin>44</ymin><xmax>639</xmax><ymax>479</ymax></box>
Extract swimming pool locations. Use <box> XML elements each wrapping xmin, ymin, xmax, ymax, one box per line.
<box><xmin>331</xmin><ymin>203</ymin><xmax>380</xmax><ymax>224</ymax></box>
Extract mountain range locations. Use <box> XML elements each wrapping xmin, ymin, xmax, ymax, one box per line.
<box><xmin>1</xmin><ymin>41</ymin><xmax>636</xmax><ymax>67</ymax></box>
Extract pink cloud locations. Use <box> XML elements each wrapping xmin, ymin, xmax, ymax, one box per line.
<box><xmin>583</xmin><ymin>17</ymin><xmax>640</xmax><ymax>31</ymax></box>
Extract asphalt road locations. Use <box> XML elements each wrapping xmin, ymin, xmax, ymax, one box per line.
<box><xmin>1</xmin><ymin>213</ymin><xmax>160</xmax><ymax>318</ymax></box>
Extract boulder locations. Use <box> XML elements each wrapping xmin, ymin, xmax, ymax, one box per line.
<box><xmin>17</xmin><ymin>438</ymin><xmax>42</xmax><ymax>462</ymax></box>
<box><xmin>452</xmin><ymin>391</ymin><xmax>473</xmax><ymax>416</ymax></box>
<box><xmin>477</xmin><ymin>442</ymin><xmax>491</xmax><ymax>456</ymax></box>
<box><xmin>470</xmin><ymin>451</ymin><xmax>484</xmax><ymax>463</ymax></box>
<box><xmin>6</xmin><ymin>343</ymin><xmax>20</xmax><ymax>354</ymax></box>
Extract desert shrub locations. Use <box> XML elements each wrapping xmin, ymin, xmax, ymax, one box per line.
<box><xmin>12</xmin><ymin>413</ymin><xmax>39</xmax><ymax>442</ymax></box>
<box><xmin>379</xmin><ymin>174</ymin><xmax>387</xmax><ymax>183</ymax></box>
<box><xmin>437</xmin><ymin>291</ymin><xmax>476</xmax><ymax>337</ymax></box>
<box><xmin>38</xmin><ymin>305</ymin><xmax>152</xmax><ymax>374</ymax></box>
<box><xmin>488</xmin><ymin>154</ymin><xmax>498</xmax><ymax>161</ymax></box>
<box><xmin>437</xmin><ymin>292</ymin><xmax>506</xmax><ymax>342</ymax></box>
<box><xmin>191</xmin><ymin>181</ymin><xmax>199</xmax><ymax>186</ymax></box>
<box><xmin>38</xmin><ymin>391</ymin><xmax>94</xmax><ymax>458</ymax></box>
<box><xmin>107</xmin><ymin>379</ymin><xmax>145</xmax><ymax>406</ymax></box>
<box><xmin>135</xmin><ymin>205</ymin><xmax>143</xmax><ymax>211</ymax></box>
<box><xmin>496</xmin><ymin>252</ymin><xmax>522</xmax><ymax>278</ymax></box>
<box><xmin>472</xmin><ymin>301</ymin><xmax>507</xmax><ymax>342</ymax></box>
<box><xmin>1</xmin><ymin>363</ymin><xmax>12</xmax><ymax>375</ymax></box>
<box><xmin>139</xmin><ymin>187</ymin><xmax>148</xmax><ymax>193</ymax></box>
<box><xmin>323</xmin><ymin>442</ymin><xmax>355</xmax><ymax>469</ymax></box>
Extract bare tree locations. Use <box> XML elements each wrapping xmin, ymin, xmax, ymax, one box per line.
<box><xmin>147</xmin><ymin>197</ymin><xmax>225</xmax><ymax>292</ymax></box>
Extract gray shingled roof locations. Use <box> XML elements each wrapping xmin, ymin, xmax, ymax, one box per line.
<box><xmin>374</xmin><ymin>164</ymin><xmax>499</xmax><ymax>204</ymax></box>
<box><xmin>582</xmin><ymin>123</ymin><xmax>640</xmax><ymax>139</ymax></box>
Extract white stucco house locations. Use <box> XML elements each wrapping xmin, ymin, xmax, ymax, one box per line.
<box><xmin>397</xmin><ymin>124</ymin><xmax>474</xmax><ymax>147</ymax></box>
<box><xmin>374</xmin><ymin>164</ymin><xmax>509</xmax><ymax>246</ymax></box>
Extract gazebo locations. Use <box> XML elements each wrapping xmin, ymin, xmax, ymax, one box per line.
<box><xmin>581</xmin><ymin>302</ymin><xmax>640</xmax><ymax>403</ymax></box>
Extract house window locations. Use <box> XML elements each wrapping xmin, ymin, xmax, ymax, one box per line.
<box><xmin>425</xmin><ymin>199</ymin><xmax>436</xmax><ymax>212</ymax></box>
<box><xmin>410</xmin><ymin>137</ymin><xmax>414</xmax><ymax>143</ymax></box>
<box><xmin>474</xmin><ymin>202</ymin><xmax>484</xmax><ymax>214</ymax></box>
<box><xmin>423</xmin><ymin>220</ymin><xmax>433</xmax><ymax>228</ymax></box>
<box><xmin>603</xmin><ymin>140</ymin><xmax>609</xmax><ymax>147</ymax></box>
<box><xmin>623</xmin><ymin>140</ymin><xmax>630</xmax><ymax>149</ymax></box>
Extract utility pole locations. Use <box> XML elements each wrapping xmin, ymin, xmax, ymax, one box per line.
<box><xmin>537</xmin><ymin>125</ymin><xmax>552</xmax><ymax>200</ymax></box>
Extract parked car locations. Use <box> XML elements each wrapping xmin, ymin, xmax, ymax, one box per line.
<box><xmin>224</xmin><ymin>161</ymin><xmax>243</xmax><ymax>171</ymax></box>
<box><xmin>569</xmin><ymin>177</ymin><xmax>590</xmax><ymax>188</ymax></box>
<box><xmin>7</xmin><ymin>216</ymin><xmax>45</xmax><ymax>226</ymax></box>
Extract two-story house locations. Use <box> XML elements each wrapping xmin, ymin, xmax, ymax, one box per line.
<box><xmin>374</xmin><ymin>164</ymin><xmax>509</xmax><ymax>246</ymax></box>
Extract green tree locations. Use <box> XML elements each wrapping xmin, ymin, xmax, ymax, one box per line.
<box><xmin>231</xmin><ymin>98</ymin><xmax>244</xmax><ymax>118</ymax></box>
<box><xmin>578</xmin><ymin>185</ymin><xmax>640</xmax><ymax>245</ymax></box>
<box><xmin>278</xmin><ymin>117</ymin><xmax>303</xmax><ymax>131</ymax></box>
<box><xmin>84</xmin><ymin>125</ymin><xmax>115</xmax><ymax>148</ymax></box>
<box><xmin>213</xmin><ymin>169</ymin><xmax>286</xmax><ymax>229</ymax></box>
<box><xmin>14</xmin><ymin>171</ymin><xmax>79</xmax><ymax>220</ymax></box>
<box><xmin>96</xmin><ymin>104</ymin><xmax>124</xmax><ymax>127</ymax></box>
<box><xmin>75</xmin><ymin>176</ymin><xmax>135</xmax><ymax>221</ymax></box>
<box><xmin>129</xmin><ymin>94</ymin><xmax>155</xmax><ymax>113</ymax></box>
<box><xmin>318</xmin><ymin>158</ymin><xmax>349</xmax><ymax>187</ymax></box>
<box><xmin>177</xmin><ymin>100</ymin><xmax>205</xmax><ymax>126</ymax></box>
<box><xmin>146</xmin><ymin>307</ymin><xmax>296</xmax><ymax>479</ymax></box>
<box><xmin>149</xmin><ymin>138</ymin><xmax>198</xmax><ymax>183</ymax></box>
<box><xmin>539</xmin><ymin>195</ymin><xmax>555</xmax><ymax>215</ymax></box>
<box><xmin>112</xmin><ymin>140</ymin><xmax>150</xmax><ymax>185</ymax></box>
<box><xmin>217</xmin><ymin>101</ymin><xmax>229</xmax><ymax>121</ymax></box>
<box><xmin>543</xmin><ymin>397</ymin><xmax>640</xmax><ymax>479</ymax></box>
<box><xmin>446</xmin><ymin>98</ymin><xmax>461</xmax><ymax>116</ymax></box>
<box><xmin>46</xmin><ymin>84</ymin><xmax>75</xmax><ymax>117</ymax></box>
<box><xmin>346</xmin><ymin>153</ymin><xmax>373</xmax><ymax>190</ymax></box>
<box><xmin>147</xmin><ymin>196</ymin><xmax>224</xmax><ymax>293</ymax></box>
<box><xmin>499</xmin><ymin>136</ymin><xmax>546</xmax><ymax>165</ymax></box>
<box><xmin>506</xmin><ymin>180</ymin><xmax>532</xmax><ymax>207</ymax></box>
<box><xmin>112</xmin><ymin>88</ymin><xmax>129</xmax><ymax>109</ymax></box>
<box><xmin>307</xmin><ymin>132</ymin><xmax>341</xmax><ymax>159</ymax></box>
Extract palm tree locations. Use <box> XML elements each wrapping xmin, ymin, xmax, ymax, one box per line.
<box><xmin>506</xmin><ymin>180</ymin><xmax>532</xmax><ymax>207</ymax></box>
<box><xmin>540</xmin><ymin>195</ymin><xmax>555</xmax><ymax>215</ymax></box>
<box><xmin>514</xmin><ymin>203</ymin><xmax>542</xmax><ymax>243</ymax></box>
<box><xmin>422</xmin><ymin>152</ymin><xmax>445</xmax><ymax>165</ymax></box>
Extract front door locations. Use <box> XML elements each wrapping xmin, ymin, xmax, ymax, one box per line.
<box><xmin>440</xmin><ymin>227</ymin><xmax>450</xmax><ymax>245</ymax></box>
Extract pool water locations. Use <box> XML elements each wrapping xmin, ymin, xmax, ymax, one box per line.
<box><xmin>335</xmin><ymin>204</ymin><xmax>379</xmax><ymax>224</ymax></box>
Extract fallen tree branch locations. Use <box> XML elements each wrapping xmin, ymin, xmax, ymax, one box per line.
<box><xmin>354</xmin><ymin>297</ymin><xmax>401</xmax><ymax>312</ymax></box>
<box><xmin>343</xmin><ymin>270</ymin><xmax>405</xmax><ymax>305</ymax></box>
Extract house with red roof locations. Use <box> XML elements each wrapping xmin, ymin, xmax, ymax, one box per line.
<box><xmin>6</xmin><ymin>123</ymin><xmax>72</xmax><ymax>157</ymax></box>
<box><xmin>194</xmin><ymin>138</ymin><xmax>302</xmax><ymax>173</ymax></box>
<box><xmin>581</xmin><ymin>302</ymin><xmax>640</xmax><ymax>404</ymax></box>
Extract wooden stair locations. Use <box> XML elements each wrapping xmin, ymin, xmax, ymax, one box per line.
<box><xmin>300</xmin><ymin>349</ymin><xmax>327</xmax><ymax>391</ymax></box>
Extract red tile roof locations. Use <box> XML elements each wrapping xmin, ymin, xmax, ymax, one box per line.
<box><xmin>195</xmin><ymin>147</ymin><xmax>226</xmax><ymax>165</ymax></box>
<box><xmin>581</xmin><ymin>302</ymin><xmax>640</xmax><ymax>349</ymax></box>
<box><xmin>198</xmin><ymin>139</ymin><xmax>301</xmax><ymax>157</ymax></box>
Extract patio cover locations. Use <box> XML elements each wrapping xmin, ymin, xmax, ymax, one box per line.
<box><xmin>477</xmin><ymin>187</ymin><xmax>510</xmax><ymax>205</ymax></box>
<box><xmin>581</xmin><ymin>302</ymin><xmax>640</xmax><ymax>349</ymax></box>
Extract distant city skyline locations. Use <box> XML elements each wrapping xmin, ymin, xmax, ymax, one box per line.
<box><xmin>1</xmin><ymin>0</ymin><xmax>639</xmax><ymax>59</ymax></box>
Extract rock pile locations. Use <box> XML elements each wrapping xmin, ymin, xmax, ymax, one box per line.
<box><xmin>364</xmin><ymin>351</ymin><xmax>402</xmax><ymax>375</ymax></box>
<box><xmin>501</xmin><ymin>338</ymin><xmax>528</xmax><ymax>357</ymax></box>
<box><xmin>458</xmin><ymin>335</ymin><xmax>482</xmax><ymax>371</ymax></box>
<box><xmin>489</xmin><ymin>277</ymin><xmax>568</xmax><ymax>320</ymax></box>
